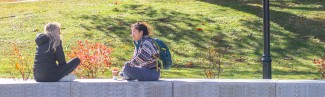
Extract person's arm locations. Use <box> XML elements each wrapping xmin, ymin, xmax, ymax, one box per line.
<box><xmin>126</xmin><ymin>40</ymin><xmax>156</xmax><ymax>67</ymax></box>
<box><xmin>55</xmin><ymin>41</ymin><xmax>66</xmax><ymax>66</ymax></box>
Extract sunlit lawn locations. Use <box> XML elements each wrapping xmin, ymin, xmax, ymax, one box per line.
<box><xmin>0</xmin><ymin>0</ymin><xmax>324</xmax><ymax>79</ymax></box>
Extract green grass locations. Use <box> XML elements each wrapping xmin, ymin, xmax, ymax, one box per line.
<box><xmin>0</xmin><ymin>0</ymin><xmax>324</xmax><ymax>79</ymax></box>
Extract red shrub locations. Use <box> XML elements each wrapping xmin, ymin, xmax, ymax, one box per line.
<box><xmin>68</xmin><ymin>40</ymin><xmax>112</xmax><ymax>78</ymax></box>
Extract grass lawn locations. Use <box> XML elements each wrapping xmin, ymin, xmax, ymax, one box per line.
<box><xmin>0</xmin><ymin>0</ymin><xmax>324</xmax><ymax>79</ymax></box>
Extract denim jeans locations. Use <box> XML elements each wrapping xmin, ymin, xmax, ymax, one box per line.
<box><xmin>121</xmin><ymin>64</ymin><xmax>160</xmax><ymax>81</ymax></box>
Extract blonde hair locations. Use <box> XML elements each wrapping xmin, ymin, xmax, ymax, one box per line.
<box><xmin>44</xmin><ymin>22</ymin><xmax>61</xmax><ymax>52</ymax></box>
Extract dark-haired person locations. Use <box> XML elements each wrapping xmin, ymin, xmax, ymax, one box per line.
<box><xmin>120</xmin><ymin>22</ymin><xmax>160</xmax><ymax>81</ymax></box>
<box><xmin>33</xmin><ymin>22</ymin><xmax>80</xmax><ymax>82</ymax></box>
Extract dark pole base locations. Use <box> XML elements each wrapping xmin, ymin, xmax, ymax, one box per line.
<box><xmin>262</xmin><ymin>54</ymin><xmax>272</xmax><ymax>79</ymax></box>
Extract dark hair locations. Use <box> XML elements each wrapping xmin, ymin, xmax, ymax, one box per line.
<box><xmin>131</xmin><ymin>22</ymin><xmax>153</xmax><ymax>36</ymax></box>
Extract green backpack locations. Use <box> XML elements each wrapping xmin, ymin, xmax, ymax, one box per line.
<box><xmin>152</xmin><ymin>38</ymin><xmax>173</xmax><ymax>70</ymax></box>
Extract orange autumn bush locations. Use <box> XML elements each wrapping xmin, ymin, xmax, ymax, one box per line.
<box><xmin>68</xmin><ymin>40</ymin><xmax>112</xmax><ymax>78</ymax></box>
<box><xmin>314</xmin><ymin>56</ymin><xmax>325</xmax><ymax>79</ymax></box>
<box><xmin>3</xmin><ymin>43</ymin><xmax>33</xmax><ymax>80</ymax></box>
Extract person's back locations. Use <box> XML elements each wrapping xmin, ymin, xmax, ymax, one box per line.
<box><xmin>34</xmin><ymin>34</ymin><xmax>56</xmax><ymax>66</ymax></box>
<box><xmin>33</xmin><ymin>22</ymin><xmax>80</xmax><ymax>82</ymax></box>
<box><xmin>34</xmin><ymin>33</ymin><xmax>59</xmax><ymax>78</ymax></box>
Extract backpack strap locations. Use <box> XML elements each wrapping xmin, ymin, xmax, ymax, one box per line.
<box><xmin>137</xmin><ymin>37</ymin><xmax>162</xmax><ymax>73</ymax></box>
<box><xmin>152</xmin><ymin>38</ymin><xmax>163</xmax><ymax>72</ymax></box>
<box><xmin>154</xmin><ymin>56</ymin><xmax>162</xmax><ymax>72</ymax></box>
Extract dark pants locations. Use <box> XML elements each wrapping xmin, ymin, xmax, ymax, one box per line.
<box><xmin>122</xmin><ymin>64</ymin><xmax>160</xmax><ymax>81</ymax></box>
<box><xmin>34</xmin><ymin>58</ymin><xmax>80</xmax><ymax>82</ymax></box>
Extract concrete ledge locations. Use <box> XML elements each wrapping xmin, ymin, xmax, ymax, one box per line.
<box><xmin>276</xmin><ymin>80</ymin><xmax>325</xmax><ymax>97</ymax></box>
<box><xmin>173</xmin><ymin>79</ymin><xmax>276</xmax><ymax>97</ymax></box>
<box><xmin>0</xmin><ymin>79</ymin><xmax>325</xmax><ymax>97</ymax></box>
<box><xmin>71</xmin><ymin>79</ymin><xmax>172</xmax><ymax>97</ymax></box>
<box><xmin>0</xmin><ymin>81</ymin><xmax>70</xmax><ymax>97</ymax></box>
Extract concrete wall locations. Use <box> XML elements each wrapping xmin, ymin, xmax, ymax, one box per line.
<box><xmin>0</xmin><ymin>79</ymin><xmax>325</xmax><ymax>97</ymax></box>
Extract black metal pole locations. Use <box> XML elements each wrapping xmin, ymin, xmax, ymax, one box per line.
<box><xmin>262</xmin><ymin>0</ymin><xmax>272</xmax><ymax>79</ymax></box>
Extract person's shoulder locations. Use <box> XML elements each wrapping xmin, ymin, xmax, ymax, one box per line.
<box><xmin>143</xmin><ymin>37</ymin><xmax>154</xmax><ymax>43</ymax></box>
<box><xmin>35</xmin><ymin>33</ymin><xmax>49</xmax><ymax>46</ymax></box>
<box><xmin>36</xmin><ymin>33</ymin><xmax>48</xmax><ymax>39</ymax></box>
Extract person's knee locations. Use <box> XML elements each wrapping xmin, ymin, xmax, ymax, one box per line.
<box><xmin>72</xmin><ymin>57</ymin><xmax>81</xmax><ymax>65</ymax></box>
<box><xmin>122</xmin><ymin>65</ymin><xmax>131</xmax><ymax>74</ymax></box>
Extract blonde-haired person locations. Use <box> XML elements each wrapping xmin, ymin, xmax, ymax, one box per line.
<box><xmin>120</xmin><ymin>22</ymin><xmax>160</xmax><ymax>81</ymax></box>
<box><xmin>33</xmin><ymin>22</ymin><xmax>80</xmax><ymax>82</ymax></box>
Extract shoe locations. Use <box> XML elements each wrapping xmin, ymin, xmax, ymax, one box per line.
<box><xmin>119</xmin><ymin>71</ymin><xmax>136</xmax><ymax>80</ymax></box>
<box><xmin>59</xmin><ymin>73</ymin><xmax>76</xmax><ymax>82</ymax></box>
<box><xmin>119</xmin><ymin>72</ymin><xmax>124</xmax><ymax>77</ymax></box>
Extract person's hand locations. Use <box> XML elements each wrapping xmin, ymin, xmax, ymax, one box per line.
<box><xmin>124</xmin><ymin>62</ymin><xmax>130</xmax><ymax>67</ymax></box>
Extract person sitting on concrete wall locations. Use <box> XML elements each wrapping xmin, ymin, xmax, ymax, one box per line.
<box><xmin>120</xmin><ymin>22</ymin><xmax>160</xmax><ymax>81</ymax></box>
<box><xmin>33</xmin><ymin>22</ymin><xmax>80</xmax><ymax>82</ymax></box>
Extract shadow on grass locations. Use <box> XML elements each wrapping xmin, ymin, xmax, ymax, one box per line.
<box><xmin>270</xmin><ymin>0</ymin><xmax>325</xmax><ymax>11</ymax></box>
<box><xmin>200</xmin><ymin>0</ymin><xmax>325</xmax><ymax>68</ymax></box>
<box><xmin>221</xmin><ymin>68</ymin><xmax>318</xmax><ymax>79</ymax></box>
<box><xmin>76</xmin><ymin>1</ymin><xmax>324</xmax><ymax>79</ymax></box>
<box><xmin>77</xmin><ymin>4</ymin><xmax>227</xmax><ymax>59</ymax></box>
<box><xmin>162</xmin><ymin>68</ymin><xmax>205</xmax><ymax>78</ymax></box>
<box><xmin>200</xmin><ymin>0</ymin><xmax>325</xmax><ymax>40</ymax></box>
<box><xmin>272</xmin><ymin>68</ymin><xmax>318</xmax><ymax>79</ymax></box>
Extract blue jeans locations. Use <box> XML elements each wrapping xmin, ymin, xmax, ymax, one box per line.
<box><xmin>121</xmin><ymin>64</ymin><xmax>160</xmax><ymax>81</ymax></box>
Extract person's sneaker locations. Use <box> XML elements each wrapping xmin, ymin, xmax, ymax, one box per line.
<box><xmin>119</xmin><ymin>72</ymin><xmax>124</xmax><ymax>77</ymax></box>
<box><xmin>119</xmin><ymin>71</ymin><xmax>136</xmax><ymax>81</ymax></box>
<box><xmin>59</xmin><ymin>73</ymin><xmax>76</xmax><ymax>82</ymax></box>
